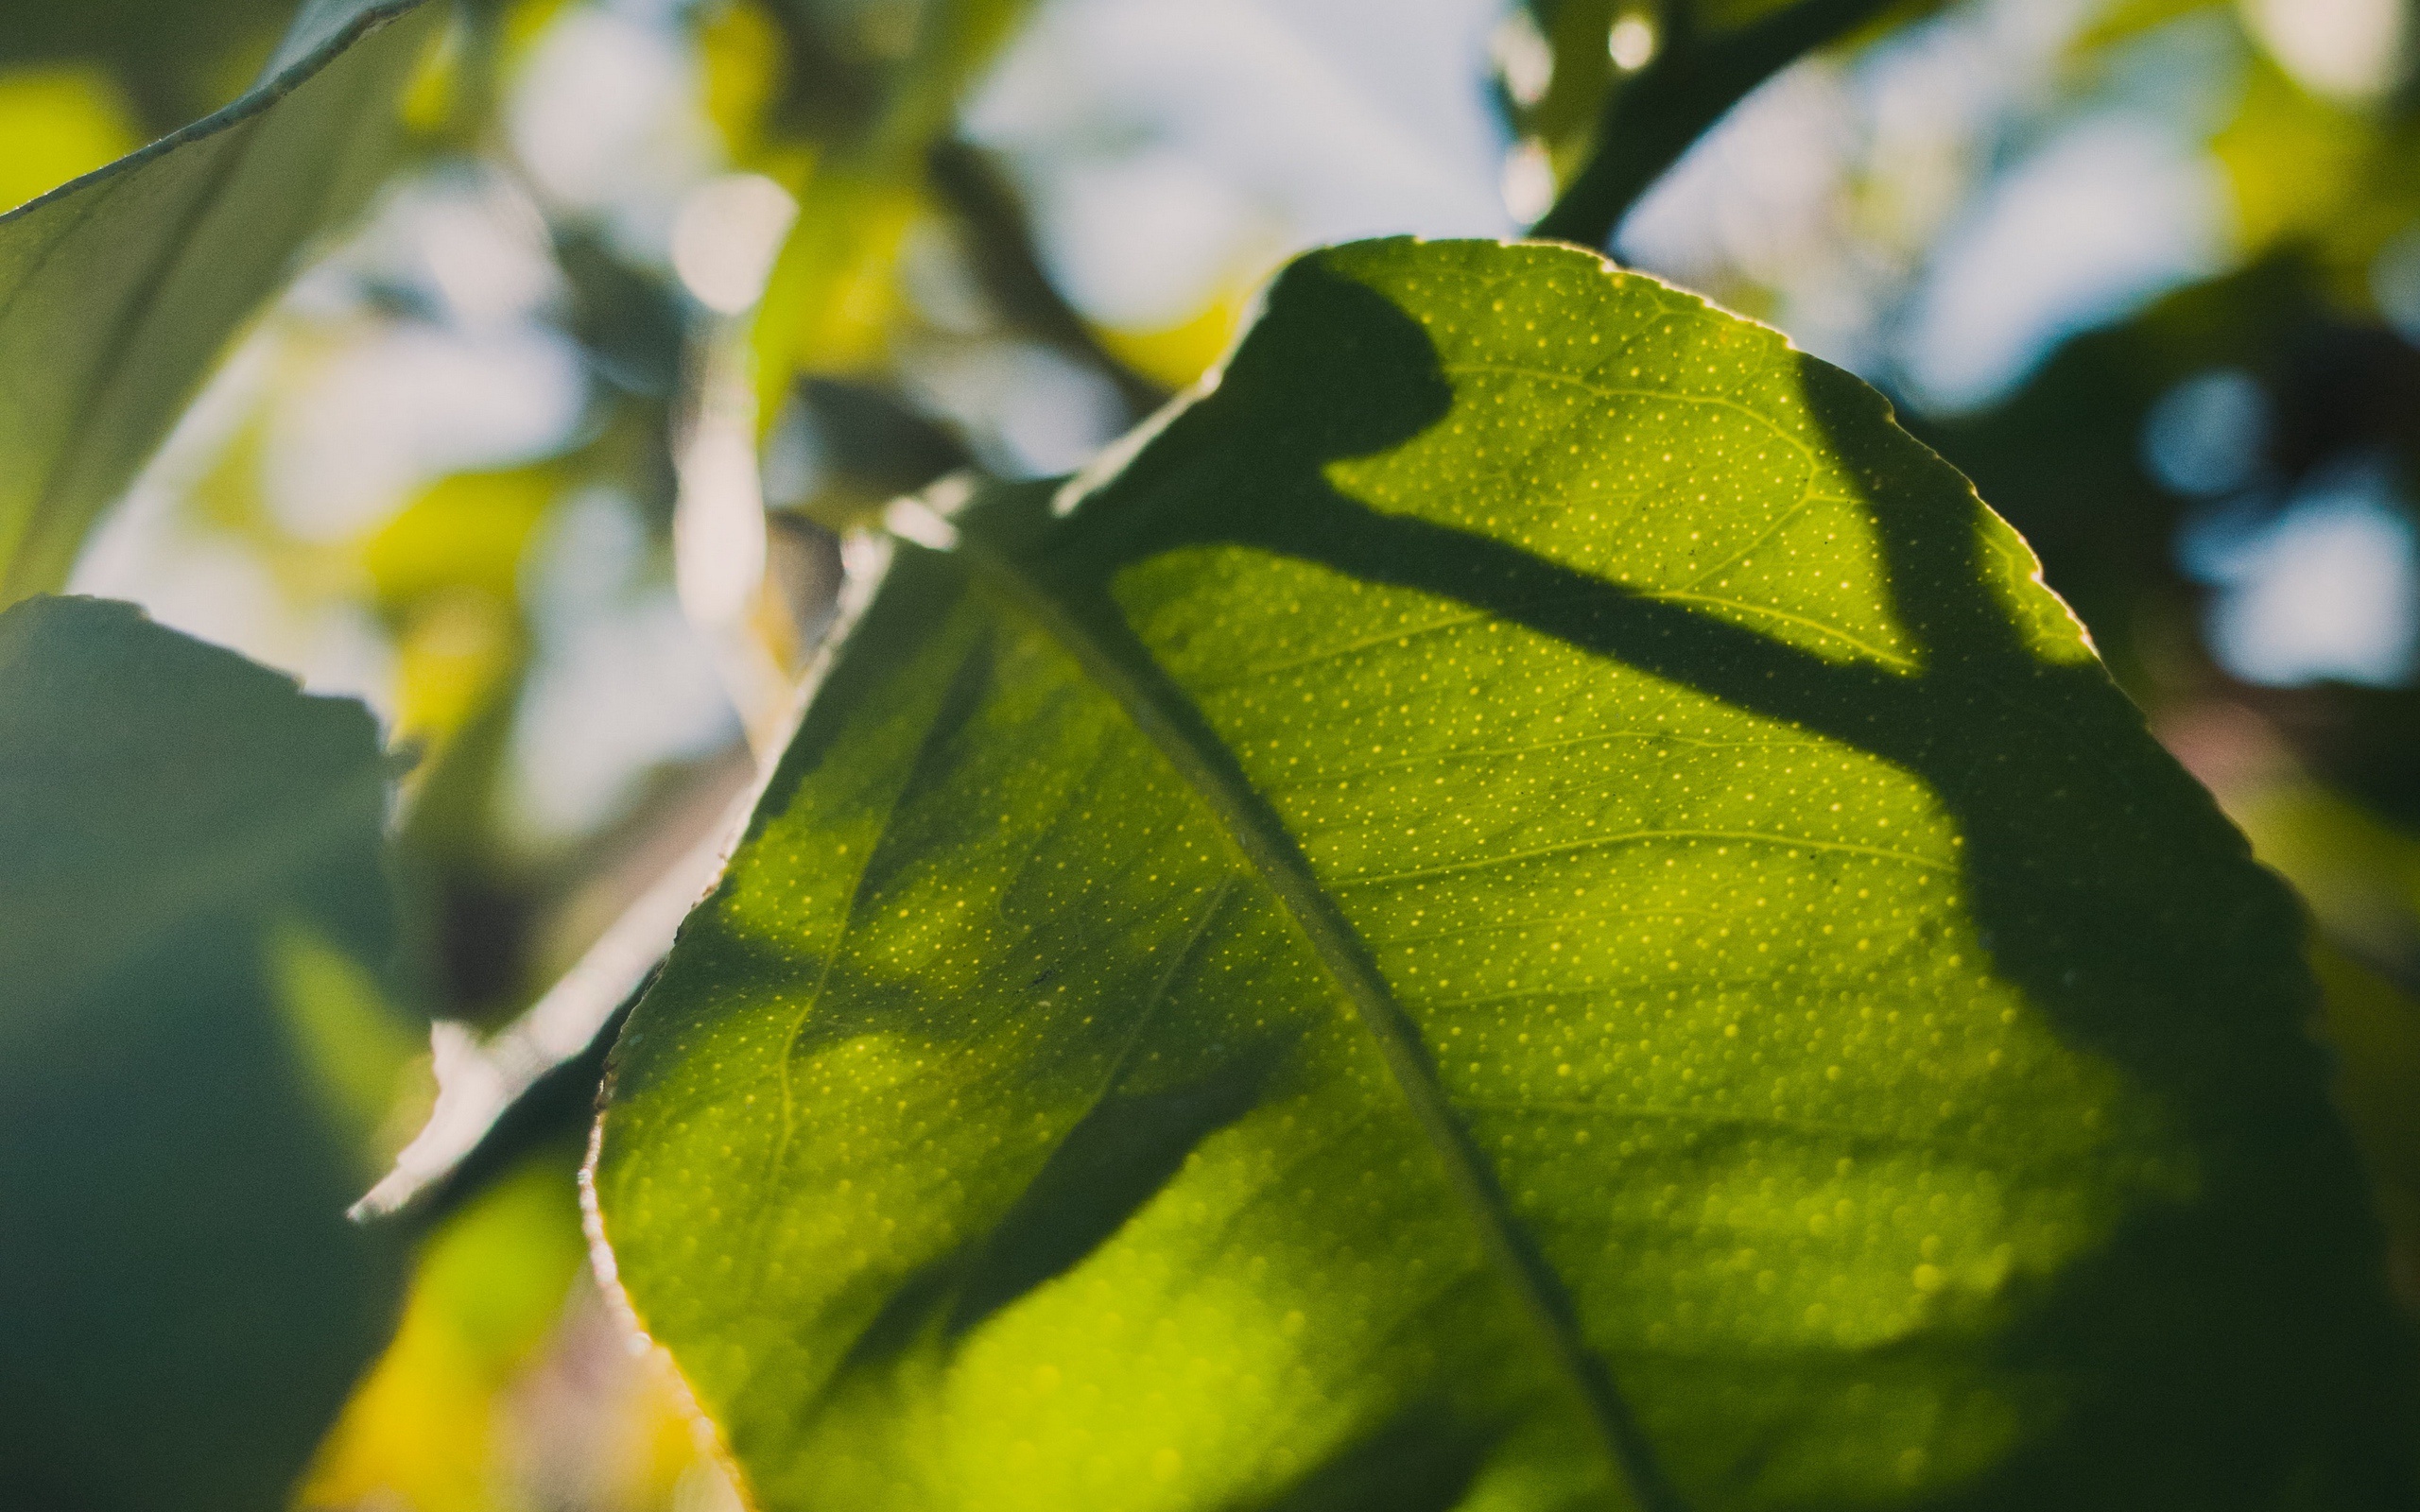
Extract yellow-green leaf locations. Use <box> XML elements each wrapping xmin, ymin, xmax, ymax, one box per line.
<box><xmin>594</xmin><ymin>239</ymin><xmax>2412</xmax><ymax>1510</ymax></box>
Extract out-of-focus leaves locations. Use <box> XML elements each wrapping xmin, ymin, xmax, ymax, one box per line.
<box><xmin>0</xmin><ymin>67</ymin><xmax>143</xmax><ymax>213</ymax></box>
<box><xmin>2067</xmin><ymin>0</ymin><xmax>2420</xmax><ymax>288</ymax></box>
<box><xmin>0</xmin><ymin>0</ymin><xmax>443</xmax><ymax>607</ymax></box>
<box><xmin>1097</xmin><ymin>282</ymin><xmax>1255</xmax><ymax>396</ymax></box>
<box><xmin>595</xmin><ymin>239</ymin><xmax>2411</xmax><ymax>1510</ymax></box>
<box><xmin>755</xmin><ymin>0</ymin><xmax>1031</xmax><ymax>153</ymax></box>
<box><xmin>2310</xmin><ymin>944</ymin><xmax>2420</xmax><ymax>1306</ymax></box>
<box><xmin>752</xmin><ymin>167</ymin><xmax>922</xmax><ymax>403</ymax></box>
<box><xmin>0</xmin><ymin>0</ymin><xmax>298</xmax><ymax>130</ymax></box>
<box><xmin>924</xmin><ymin>138</ymin><xmax>1168</xmax><ymax>417</ymax></box>
<box><xmin>737</xmin><ymin>0</ymin><xmax>1038</xmax><ymax>417</ymax></box>
<box><xmin>558</xmin><ymin>227</ymin><xmax>691</xmax><ymax>401</ymax></box>
<box><xmin>2216</xmin><ymin>56</ymin><xmax>2377</xmax><ymax>259</ymax></box>
<box><xmin>1521</xmin><ymin>0</ymin><xmax>1945</xmax><ymax>247</ymax></box>
<box><xmin>785</xmin><ymin>375</ymin><xmax>973</xmax><ymax>529</ymax></box>
<box><xmin>1916</xmin><ymin>254</ymin><xmax>2420</xmax><ymax>690</ymax></box>
<box><xmin>369</xmin><ymin>463</ymin><xmax>558</xmax><ymax>754</ymax></box>
<box><xmin>0</xmin><ymin>594</ymin><xmax>414</xmax><ymax>1512</ymax></box>
<box><xmin>302</xmin><ymin>1152</ymin><xmax>588</xmax><ymax>1512</ymax></box>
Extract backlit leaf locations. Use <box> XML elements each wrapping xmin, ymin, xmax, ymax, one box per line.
<box><xmin>0</xmin><ymin>0</ymin><xmax>442</xmax><ymax>605</ymax></box>
<box><xmin>593</xmin><ymin>239</ymin><xmax>2411</xmax><ymax>1510</ymax></box>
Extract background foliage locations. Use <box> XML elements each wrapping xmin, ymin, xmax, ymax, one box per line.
<box><xmin>7</xmin><ymin>0</ymin><xmax>2420</xmax><ymax>1507</ymax></box>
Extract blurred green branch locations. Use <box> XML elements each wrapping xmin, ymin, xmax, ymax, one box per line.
<box><xmin>1530</xmin><ymin>0</ymin><xmax>1905</xmax><ymax>250</ymax></box>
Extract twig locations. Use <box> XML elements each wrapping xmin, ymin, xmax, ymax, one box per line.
<box><xmin>1530</xmin><ymin>0</ymin><xmax>1905</xmax><ymax>250</ymax></box>
<box><xmin>925</xmin><ymin>138</ymin><xmax>1172</xmax><ymax>422</ymax></box>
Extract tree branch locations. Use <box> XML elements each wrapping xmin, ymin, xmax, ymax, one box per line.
<box><xmin>1530</xmin><ymin>0</ymin><xmax>1908</xmax><ymax>250</ymax></box>
<box><xmin>925</xmin><ymin>138</ymin><xmax>1172</xmax><ymax>422</ymax></box>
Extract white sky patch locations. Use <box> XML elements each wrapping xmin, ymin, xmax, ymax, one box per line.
<box><xmin>672</xmin><ymin>173</ymin><xmax>799</xmax><ymax>315</ymax></box>
<box><xmin>388</xmin><ymin>172</ymin><xmax>563</xmax><ymax>332</ymax></box>
<box><xmin>510</xmin><ymin>491</ymin><xmax>739</xmax><ymax>845</ymax></box>
<box><xmin>1898</xmin><ymin>113</ymin><xmax>2225</xmax><ymax>413</ymax></box>
<box><xmin>1609</xmin><ymin>13</ymin><xmax>1658</xmax><ymax>73</ymax></box>
<box><xmin>2186</xmin><ymin>467</ymin><xmax>2420</xmax><ymax>687</ymax></box>
<box><xmin>910</xmin><ymin>340</ymin><xmax>1131</xmax><ymax>477</ymax></box>
<box><xmin>2240</xmin><ymin>0</ymin><xmax>2407</xmax><ymax>102</ymax></box>
<box><xmin>266</xmin><ymin>321</ymin><xmax>588</xmax><ymax>541</ymax></box>
<box><xmin>510</xmin><ymin>587</ymin><xmax>739</xmax><ymax>842</ymax></box>
<box><xmin>965</xmin><ymin>0</ymin><xmax>1509</xmax><ymax>330</ymax></box>
<box><xmin>2141</xmin><ymin>369</ymin><xmax>2269</xmax><ymax>497</ymax></box>
<box><xmin>509</xmin><ymin>7</ymin><xmax>720</xmax><ymax>261</ymax></box>
<box><xmin>1500</xmin><ymin>138</ymin><xmax>1557</xmax><ymax>223</ymax></box>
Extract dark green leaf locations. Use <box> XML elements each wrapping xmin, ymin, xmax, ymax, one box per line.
<box><xmin>0</xmin><ymin>594</ymin><xmax>411</xmax><ymax>1512</ymax></box>
<box><xmin>0</xmin><ymin>0</ymin><xmax>442</xmax><ymax>605</ymax></box>
<box><xmin>594</xmin><ymin>239</ymin><xmax>2412</xmax><ymax>1510</ymax></box>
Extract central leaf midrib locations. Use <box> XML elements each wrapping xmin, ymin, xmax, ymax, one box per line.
<box><xmin>949</xmin><ymin>530</ymin><xmax>1687</xmax><ymax>1512</ymax></box>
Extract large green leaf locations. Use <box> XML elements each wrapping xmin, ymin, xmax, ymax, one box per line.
<box><xmin>592</xmin><ymin>239</ymin><xmax>2412</xmax><ymax>1510</ymax></box>
<box><xmin>0</xmin><ymin>594</ymin><xmax>412</xmax><ymax>1512</ymax></box>
<box><xmin>0</xmin><ymin>0</ymin><xmax>442</xmax><ymax>606</ymax></box>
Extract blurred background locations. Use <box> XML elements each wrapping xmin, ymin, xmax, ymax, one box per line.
<box><xmin>11</xmin><ymin>0</ymin><xmax>2420</xmax><ymax>1504</ymax></box>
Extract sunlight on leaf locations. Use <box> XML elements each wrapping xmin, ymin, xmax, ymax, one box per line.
<box><xmin>592</xmin><ymin>239</ymin><xmax>2412</xmax><ymax>1511</ymax></box>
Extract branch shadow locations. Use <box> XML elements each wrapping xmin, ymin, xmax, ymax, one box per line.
<box><xmin>985</xmin><ymin>257</ymin><xmax>2414</xmax><ymax>1509</ymax></box>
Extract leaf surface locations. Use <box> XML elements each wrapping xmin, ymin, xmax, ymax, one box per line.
<box><xmin>0</xmin><ymin>0</ymin><xmax>441</xmax><ymax>605</ymax></box>
<box><xmin>0</xmin><ymin>594</ymin><xmax>411</xmax><ymax>1512</ymax></box>
<box><xmin>594</xmin><ymin>239</ymin><xmax>2412</xmax><ymax>1510</ymax></box>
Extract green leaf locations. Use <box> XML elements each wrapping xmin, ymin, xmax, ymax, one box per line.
<box><xmin>593</xmin><ymin>239</ymin><xmax>2412</xmax><ymax>1510</ymax></box>
<box><xmin>0</xmin><ymin>594</ymin><xmax>411</xmax><ymax>1512</ymax></box>
<box><xmin>0</xmin><ymin>0</ymin><xmax>442</xmax><ymax>607</ymax></box>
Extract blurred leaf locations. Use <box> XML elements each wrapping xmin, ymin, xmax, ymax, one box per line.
<box><xmin>757</xmin><ymin>0</ymin><xmax>1032</xmax><ymax>152</ymax></box>
<box><xmin>2072</xmin><ymin>0</ymin><xmax>2216</xmax><ymax>54</ymax></box>
<box><xmin>2228</xmin><ymin>768</ymin><xmax>2420</xmax><ymax>974</ymax></box>
<box><xmin>302</xmin><ymin>1152</ymin><xmax>587</xmax><ymax>1512</ymax></box>
<box><xmin>701</xmin><ymin>0</ymin><xmax>794</xmax><ymax>164</ymax></box>
<box><xmin>0</xmin><ymin>0</ymin><xmax>298</xmax><ymax>129</ymax></box>
<box><xmin>594</xmin><ymin>240</ymin><xmax>2411</xmax><ymax>1509</ymax></box>
<box><xmin>1098</xmin><ymin>280</ymin><xmax>1253</xmax><ymax>395</ymax></box>
<box><xmin>370</xmin><ymin>464</ymin><xmax>557</xmax><ymax>753</ymax></box>
<box><xmin>369</xmin><ymin>465</ymin><xmax>557</xmax><ymax>610</ymax></box>
<box><xmin>0</xmin><ymin>0</ymin><xmax>443</xmax><ymax>607</ymax></box>
<box><xmin>558</xmin><ymin>227</ymin><xmax>691</xmax><ymax>401</ymax></box>
<box><xmin>752</xmin><ymin>167</ymin><xmax>921</xmax><ymax>400</ymax></box>
<box><xmin>0</xmin><ymin>593</ymin><xmax>412</xmax><ymax>1512</ymax></box>
<box><xmin>2214</xmin><ymin>54</ymin><xmax>2377</xmax><ymax>258</ymax></box>
<box><xmin>2309</xmin><ymin>943</ymin><xmax>2420</xmax><ymax>1305</ymax></box>
<box><xmin>925</xmin><ymin>137</ymin><xmax>1168</xmax><ymax>418</ymax></box>
<box><xmin>784</xmin><ymin>375</ymin><xmax>973</xmax><ymax>529</ymax></box>
<box><xmin>739</xmin><ymin>0</ymin><xmax>1039</xmax><ymax>413</ymax></box>
<box><xmin>0</xmin><ymin>67</ymin><xmax>143</xmax><ymax>213</ymax></box>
